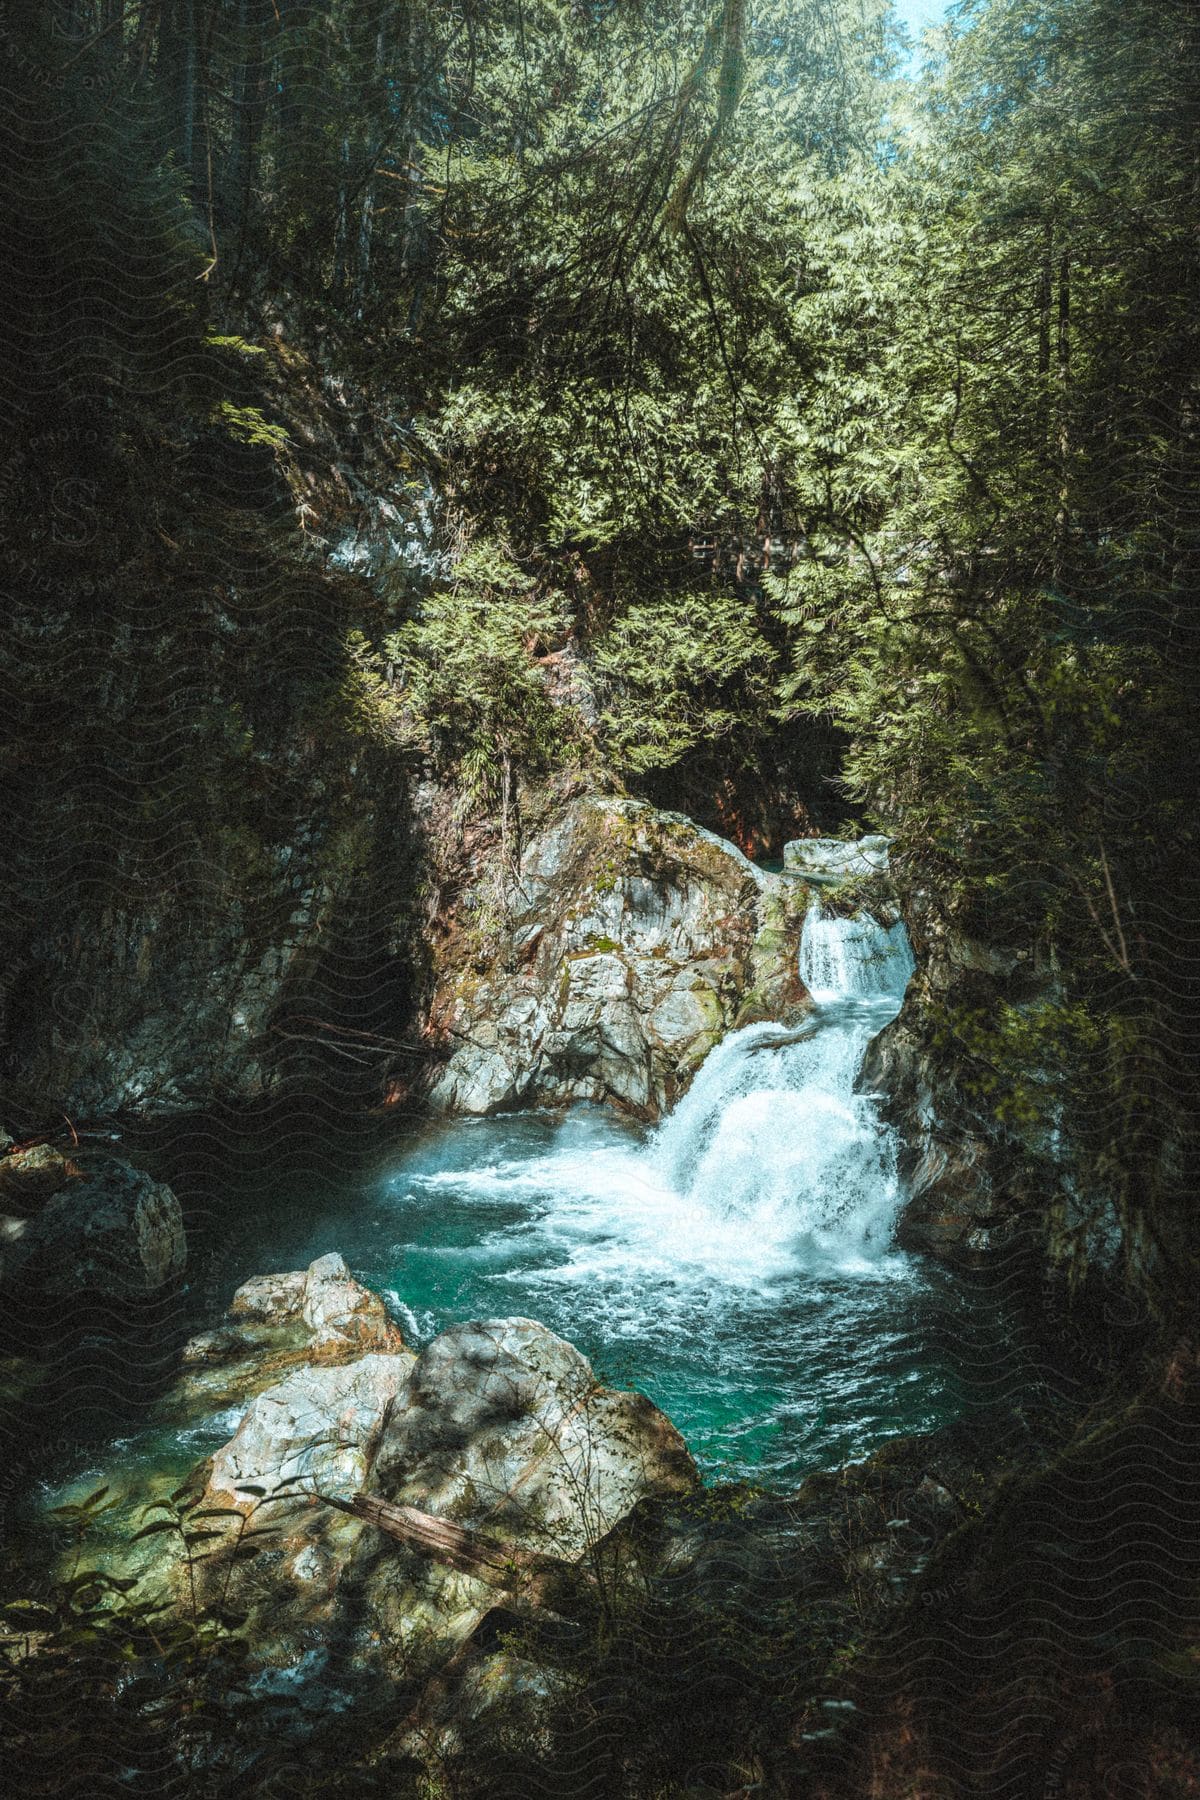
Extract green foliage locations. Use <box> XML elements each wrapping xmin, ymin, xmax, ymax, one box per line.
<box><xmin>0</xmin><ymin>1485</ymin><xmax>260</xmax><ymax>1794</ymax></box>
<box><xmin>212</xmin><ymin>401</ymin><xmax>291</xmax><ymax>451</ymax></box>
<box><xmin>386</xmin><ymin>542</ymin><xmax>578</xmax><ymax>797</ymax></box>
<box><xmin>5</xmin><ymin>0</ymin><xmax>1190</xmax><ymax>1272</ymax></box>
<box><xmin>391</xmin><ymin>0</ymin><xmax>895</xmax><ymax>782</ymax></box>
<box><xmin>751</xmin><ymin>0</ymin><xmax>1198</xmax><ymax>1294</ymax></box>
<box><xmin>592</xmin><ymin>593</ymin><xmax>775</xmax><ymax>774</ymax></box>
<box><xmin>4</xmin><ymin>1</ymin><xmax>1197</xmax><ymax>1789</ymax></box>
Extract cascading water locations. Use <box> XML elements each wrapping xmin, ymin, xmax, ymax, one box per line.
<box><xmin>357</xmin><ymin>890</ymin><xmax>940</xmax><ymax>1477</ymax></box>
<box><xmin>390</xmin><ymin>899</ymin><xmax>915</xmax><ymax>1304</ymax></box>
<box><xmin>650</xmin><ymin>897</ymin><xmax>914</xmax><ymax>1265</ymax></box>
<box><xmin>798</xmin><ymin>897</ymin><xmax>915</xmax><ymax>1006</ymax></box>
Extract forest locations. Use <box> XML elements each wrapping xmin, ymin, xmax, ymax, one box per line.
<box><xmin>1</xmin><ymin>1</ymin><xmax>1198</xmax><ymax>1795</ymax></box>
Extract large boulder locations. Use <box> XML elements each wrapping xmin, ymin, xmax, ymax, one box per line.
<box><xmin>207</xmin><ymin>1352</ymin><xmax>413</xmax><ymax>1504</ymax></box>
<box><xmin>130</xmin><ymin>1274</ymin><xmax>697</xmax><ymax>1718</ymax></box>
<box><xmin>427</xmin><ymin>796</ymin><xmax>808</xmax><ymax>1117</ymax></box>
<box><xmin>372</xmin><ymin>1317</ymin><xmax>697</xmax><ymax>1555</ymax></box>
<box><xmin>1</xmin><ymin>1156</ymin><xmax>185</xmax><ymax>1299</ymax></box>
<box><xmin>783</xmin><ymin>833</ymin><xmax>892</xmax><ymax>884</ymax></box>
<box><xmin>188</xmin><ymin>1355</ymin><xmax>405</xmax><ymax>1670</ymax></box>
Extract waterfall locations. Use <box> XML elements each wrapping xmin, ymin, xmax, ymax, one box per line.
<box><xmin>648</xmin><ymin>901</ymin><xmax>914</xmax><ymax>1263</ymax></box>
<box><xmin>798</xmin><ymin>897</ymin><xmax>915</xmax><ymax>1005</ymax></box>
<box><xmin>409</xmin><ymin>899</ymin><xmax>916</xmax><ymax>1280</ymax></box>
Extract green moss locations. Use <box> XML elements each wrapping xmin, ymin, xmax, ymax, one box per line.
<box><xmin>818</xmin><ymin>868</ymin><xmax>899</xmax><ymax>922</ymax></box>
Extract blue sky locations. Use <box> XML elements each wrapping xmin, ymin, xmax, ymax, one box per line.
<box><xmin>893</xmin><ymin>0</ymin><xmax>953</xmax><ymax>34</ymax></box>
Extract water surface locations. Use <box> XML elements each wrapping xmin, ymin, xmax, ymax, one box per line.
<box><xmin>40</xmin><ymin>905</ymin><xmax>977</xmax><ymax>1509</ymax></box>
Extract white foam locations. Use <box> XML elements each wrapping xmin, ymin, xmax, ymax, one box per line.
<box><xmin>799</xmin><ymin>899</ymin><xmax>914</xmax><ymax>1005</ymax></box>
<box><xmin>405</xmin><ymin>909</ymin><xmax>914</xmax><ymax>1294</ymax></box>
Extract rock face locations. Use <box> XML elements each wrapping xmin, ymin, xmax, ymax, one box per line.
<box><xmin>0</xmin><ymin>1155</ymin><xmax>185</xmax><ymax>1299</ymax></box>
<box><xmin>3</xmin><ymin>844</ymin><xmax>405</xmax><ymax>1118</ymax></box>
<box><xmin>0</xmin><ymin>338</ymin><xmax>436</xmax><ymax>1127</ymax></box>
<box><xmin>861</xmin><ymin>1000</ymin><xmax>1018</xmax><ymax>1261</ymax></box>
<box><xmin>428</xmin><ymin>796</ymin><xmax>809</xmax><ymax>1118</ymax></box>
<box><xmin>858</xmin><ymin>894</ymin><xmax>1057</xmax><ymax>1265</ymax></box>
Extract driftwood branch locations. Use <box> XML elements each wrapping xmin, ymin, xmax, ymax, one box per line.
<box><xmin>273</xmin><ymin>1010</ymin><xmax>504</xmax><ymax>1065</ymax></box>
<box><xmin>318</xmin><ymin>1490</ymin><xmax>590</xmax><ymax>1609</ymax></box>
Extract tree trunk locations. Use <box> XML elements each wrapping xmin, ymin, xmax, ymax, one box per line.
<box><xmin>229</xmin><ymin>0</ymin><xmax>267</xmax><ymax>230</ymax></box>
<box><xmin>351</xmin><ymin>12</ymin><xmax>390</xmax><ymax>311</ymax></box>
<box><xmin>1054</xmin><ymin>249</ymin><xmax>1071</xmax><ymax>570</ymax></box>
<box><xmin>276</xmin><ymin>0</ymin><xmax>314</xmax><ymax>140</ymax></box>
<box><xmin>169</xmin><ymin>0</ymin><xmax>198</xmax><ymax>194</ymax></box>
<box><xmin>332</xmin><ymin>131</ymin><xmax>352</xmax><ymax>296</ymax></box>
<box><xmin>1037</xmin><ymin>220</ymin><xmax>1053</xmax><ymax>380</ymax></box>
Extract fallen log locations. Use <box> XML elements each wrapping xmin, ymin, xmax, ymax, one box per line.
<box><xmin>318</xmin><ymin>1490</ymin><xmax>593</xmax><ymax>1610</ymax></box>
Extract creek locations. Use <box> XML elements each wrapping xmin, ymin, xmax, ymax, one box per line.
<box><xmin>39</xmin><ymin>901</ymin><xmax>984</xmax><ymax>1514</ymax></box>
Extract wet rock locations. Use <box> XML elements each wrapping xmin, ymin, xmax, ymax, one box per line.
<box><xmin>2</xmin><ymin>1158</ymin><xmax>185</xmax><ymax>1298</ymax></box>
<box><xmin>429</xmin><ymin>795</ymin><xmax>809</xmax><ymax>1118</ymax></box>
<box><xmin>132</xmin><ymin>1273</ymin><xmax>697</xmax><ymax>1735</ymax></box>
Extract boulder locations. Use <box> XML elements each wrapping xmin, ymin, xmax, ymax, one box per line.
<box><xmin>206</xmin><ymin>1351</ymin><xmax>415</xmax><ymax>1505</ymax></box>
<box><xmin>2</xmin><ymin>1158</ymin><xmax>185</xmax><ymax>1298</ymax></box>
<box><xmin>346</xmin><ymin>1316</ymin><xmax>697</xmax><ymax>1709</ymax></box>
<box><xmin>0</xmin><ymin>1142</ymin><xmax>74</xmax><ymax>1206</ymax></box>
<box><xmin>134</xmin><ymin>1280</ymin><xmax>697</xmax><ymax>1717</ymax></box>
<box><xmin>226</xmin><ymin>1251</ymin><xmax>403</xmax><ymax>1351</ymax></box>
<box><xmin>227</xmin><ymin>1268</ymin><xmax>307</xmax><ymax>1324</ymax></box>
<box><xmin>372</xmin><ymin>1317</ymin><xmax>697</xmax><ymax>1555</ymax></box>
<box><xmin>783</xmin><ymin>834</ymin><xmax>892</xmax><ymax>884</ymax></box>
<box><xmin>300</xmin><ymin>1250</ymin><xmax>403</xmax><ymax>1348</ymax></box>
<box><xmin>428</xmin><ymin>796</ymin><xmax>808</xmax><ymax>1118</ymax></box>
<box><xmin>174</xmin><ymin>1252</ymin><xmax>406</xmax><ymax>1423</ymax></box>
<box><xmin>172</xmin><ymin>1349</ymin><xmax>418</xmax><ymax>1660</ymax></box>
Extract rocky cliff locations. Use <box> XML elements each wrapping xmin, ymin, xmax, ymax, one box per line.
<box><xmin>425</xmin><ymin>795</ymin><xmax>810</xmax><ymax>1118</ymax></box>
<box><xmin>858</xmin><ymin>879</ymin><xmax>1119</xmax><ymax>1277</ymax></box>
